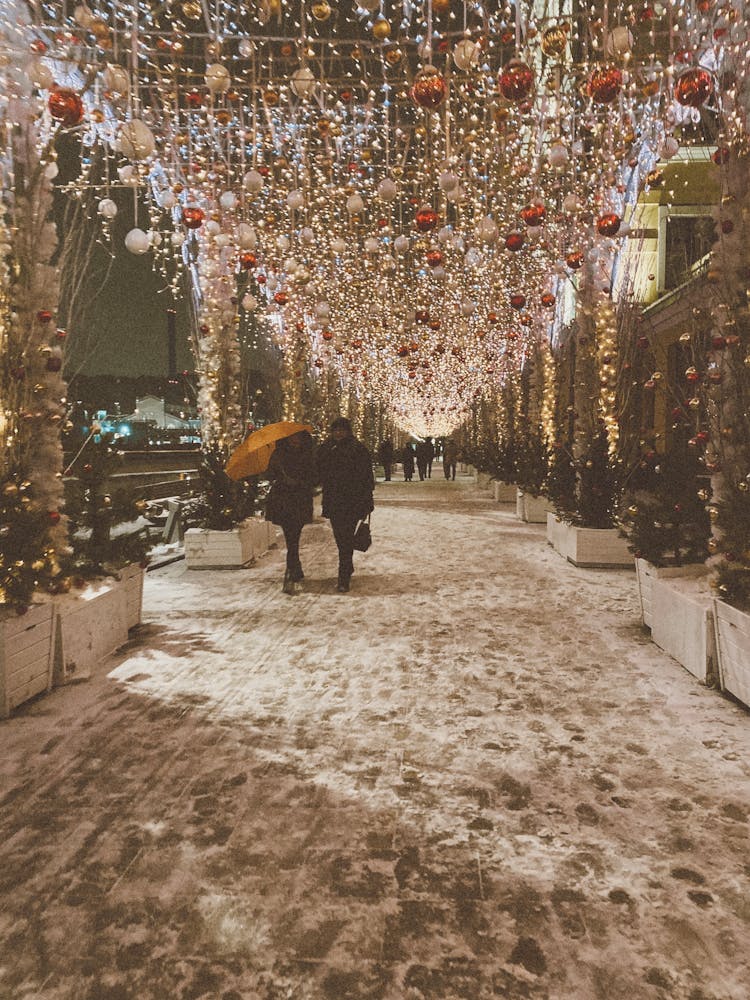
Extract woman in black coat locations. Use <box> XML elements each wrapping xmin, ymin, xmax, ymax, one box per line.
<box><xmin>266</xmin><ymin>431</ymin><xmax>315</xmax><ymax>594</ymax></box>
<box><xmin>316</xmin><ymin>417</ymin><xmax>375</xmax><ymax>592</ymax></box>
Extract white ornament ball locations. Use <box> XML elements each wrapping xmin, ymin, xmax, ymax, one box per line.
<box><xmin>285</xmin><ymin>257</ymin><xmax>300</xmax><ymax>274</ymax></box>
<box><xmin>215</xmin><ymin>234</ymin><xmax>231</xmax><ymax>248</ymax></box>
<box><xmin>219</xmin><ymin>190</ymin><xmax>237</xmax><ymax>210</ymax></box>
<box><xmin>394</xmin><ymin>235</ymin><xmax>410</xmax><ymax>253</ymax></box>
<box><xmin>476</xmin><ymin>215</ymin><xmax>498</xmax><ymax>243</ymax></box>
<box><xmin>238</xmin><ymin>223</ymin><xmax>257</xmax><ymax>248</ymax></box>
<box><xmin>98</xmin><ymin>198</ymin><xmax>117</xmax><ymax>218</ymax></box>
<box><xmin>300</xmin><ymin>226</ymin><xmax>315</xmax><ymax>244</ymax></box>
<box><xmin>28</xmin><ymin>59</ymin><xmax>54</xmax><ymax>90</ymax></box>
<box><xmin>44</xmin><ymin>162</ymin><xmax>59</xmax><ymax>180</ymax></box>
<box><xmin>453</xmin><ymin>37</ymin><xmax>480</xmax><ymax>71</ymax></box>
<box><xmin>315</xmin><ymin>301</ymin><xmax>331</xmax><ymax>318</ymax></box>
<box><xmin>242</xmin><ymin>293</ymin><xmax>258</xmax><ymax>311</ymax></box>
<box><xmin>461</xmin><ymin>299</ymin><xmax>476</xmax><ymax>316</ymax></box>
<box><xmin>376</xmin><ymin>178</ymin><xmax>398</xmax><ymax>202</ymax></box>
<box><xmin>548</xmin><ymin>141</ymin><xmax>569</xmax><ymax>168</ymax></box>
<box><xmin>606</xmin><ymin>26</ymin><xmax>634</xmax><ymax>57</ymax></box>
<box><xmin>439</xmin><ymin>170</ymin><xmax>459</xmax><ymax>192</ymax></box>
<box><xmin>157</xmin><ymin>189</ymin><xmax>177</xmax><ymax>209</ymax></box>
<box><xmin>125</xmin><ymin>228</ymin><xmax>150</xmax><ymax>254</ymax></box>
<box><xmin>205</xmin><ymin>63</ymin><xmax>231</xmax><ymax>94</ymax></box>
<box><xmin>147</xmin><ymin>230</ymin><xmax>162</xmax><ymax>247</ymax></box>
<box><xmin>464</xmin><ymin>247</ymin><xmax>483</xmax><ymax>268</ymax></box>
<box><xmin>266</xmin><ymin>275</ymin><xmax>279</xmax><ymax>291</ymax></box>
<box><xmin>290</xmin><ymin>65</ymin><xmax>317</xmax><ymax>98</ymax></box>
<box><xmin>276</xmin><ymin>235</ymin><xmax>290</xmax><ymax>251</ymax></box>
<box><xmin>170</xmin><ymin>232</ymin><xmax>184</xmax><ymax>247</ymax></box>
<box><xmin>658</xmin><ymin>136</ymin><xmax>679</xmax><ymax>160</ymax></box>
<box><xmin>103</xmin><ymin>63</ymin><xmax>129</xmax><ymax>95</ymax></box>
<box><xmin>438</xmin><ymin>226</ymin><xmax>452</xmax><ymax>244</ymax></box>
<box><xmin>74</xmin><ymin>4</ymin><xmax>94</xmax><ymax>28</ymax></box>
<box><xmin>205</xmin><ymin>220</ymin><xmax>221</xmax><ymax>237</ymax></box>
<box><xmin>243</xmin><ymin>169</ymin><xmax>264</xmax><ymax>193</ymax></box>
<box><xmin>118</xmin><ymin>119</ymin><xmax>156</xmax><ymax>160</ymax></box>
<box><xmin>238</xmin><ymin>39</ymin><xmax>253</xmax><ymax>57</ymax></box>
<box><xmin>562</xmin><ymin>193</ymin><xmax>580</xmax><ymax>213</ymax></box>
<box><xmin>432</xmin><ymin>266</ymin><xmax>447</xmax><ymax>280</ymax></box>
<box><xmin>330</xmin><ymin>237</ymin><xmax>347</xmax><ymax>254</ymax></box>
<box><xmin>364</xmin><ymin>236</ymin><xmax>380</xmax><ymax>254</ymax></box>
<box><xmin>346</xmin><ymin>193</ymin><xmax>365</xmax><ymax>214</ymax></box>
<box><xmin>117</xmin><ymin>165</ymin><xmax>137</xmax><ymax>185</ymax></box>
<box><xmin>286</xmin><ymin>190</ymin><xmax>305</xmax><ymax>211</ymax></box>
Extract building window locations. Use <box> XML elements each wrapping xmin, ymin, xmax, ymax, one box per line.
<box><xmin>663</xmin><ymin>213</ymin><xmax>715</xmax><ymax>291</ymax></box>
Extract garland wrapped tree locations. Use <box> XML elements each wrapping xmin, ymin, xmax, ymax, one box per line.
<box><xmin>0</xmin><ymin>15</ymin><xmax>69</xmax><ymax>609</ymax></box>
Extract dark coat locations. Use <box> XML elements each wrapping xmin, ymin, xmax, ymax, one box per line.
<box><xmin>266</xmin><ymin>442</ymin><xmax>315</xmax><ymax>527</ymax></box>
<box><xmin>402</xmin><ymin>446</ymin><xmax>415</xmax><ymax>473</ymax></box>
<box><xmin>317</xmin><ymin>436</ymin><xmax>375</xmax><ymax>521</ymax></box>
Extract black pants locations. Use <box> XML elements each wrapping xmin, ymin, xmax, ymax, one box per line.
<box><xmin>330</xmin><ymin>516</ymin><xmax>358</xmax><ymax>581</ymax></box>
<box><xmin>281</xmin><ymin>521</ymin><xmax>304</xmax><ymax>575</ymax></box>
<box><xmin>416</xmin><ymin>460</ymin><xmax>427</xmax><ymax>480</ymax></box>
<box><xmin>444</xmin><ymin>461</ymin><xmax>456</xmax><ymax>480</ymax></box>
<box><xmin>383</xmin><ymin>462</ymin><xmax>392</xmax><ymax>481</ymax></box>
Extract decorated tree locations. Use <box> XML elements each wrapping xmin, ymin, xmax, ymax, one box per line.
<box><xmin>0</xmin><ymin>10</ymin><xmax>68</xmax><ymax>609</ymax></box>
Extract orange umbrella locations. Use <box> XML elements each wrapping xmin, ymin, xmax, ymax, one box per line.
<box><xmin>224</xmin><ymin>421</ymin><xmax>313</xmax><ymax>480</ymax></box>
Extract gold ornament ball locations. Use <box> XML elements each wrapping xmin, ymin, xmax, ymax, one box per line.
<box><xmin>541</xmin><ymin>25</ymin><xmax>567</xmax><ymax>57</ymax></box>
<box><xmin>372</xmin><ymin>16</ymin><xmax>391</xmax><ymax>40</ymax></box>
<box><xmin>182</xmin><ymin>0</ymin><xmax>202</xmax><ymax>18</ymax></box>
<box><xmin>311</xmin><ymin>0</ymin><xmax>331</xmax><ymax>20</ymax></box>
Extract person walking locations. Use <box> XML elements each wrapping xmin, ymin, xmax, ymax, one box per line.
<box><xmin>402</xmin><ymin>442</ymin><xmax>415</xmax><ymax>482</ymax></box>
<box><xmin>265</xmin><ymin>431</ymin><xmax>316</xmax><ymax>594</ymax></box>
<box><xmin>378</xmin><ymin>438</ymin><xmax>394</xmax><ymax>481</ymax></box>
<box><xmin>443</xmin><ymin>438</ymin><xmax>459</xmax><ymax>481</ymax></box>
<box><xmin>317</xmin><ymin>417</ymin><xmax>375</xmax><ymax>593</ymax></box>
<box><xmin>415</xmin><ymin>439</ymin><xmax>429</xmax><ymax>481</ymax></box>
<box><xmin>425</xmin><ymin>437</ymin><xmax>435</xmax><ymax>478</ymax></box>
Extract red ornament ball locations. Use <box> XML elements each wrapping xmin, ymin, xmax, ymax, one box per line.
<box><xmin>426</xmin><ymin>249</ymin><xmax>444</xmax><ymax>267</ymax></box>
<box><xmin>596</xmin><ymin>212</ymin><xmax>621</xmax><ymax>236</ymax></box>
<box><xmin>46</xmin><ymin>356</ymin><xmax>62</xmax><ymax>372</ymax></box>
<box><xmin>505</xmin><ymin>231</ymin><xmax>525</xmax><ymax>252</ymax></box>
<box><xmin>48</xmin><ymin>88</ymin><xmax>84</xmax><ymax>127</ymax></box>
<box><xmin>520</xmin><ymin>202</ymin><xmax>546</xmax><ymax>227</ymax></box>
<box><xmin>721</xmin><ymin>219</ymin><xmax>734</xmax><ymax>235</ymax></box>
<box><xmin>565</xmin><ymin>250</ymin><xmax>584</xmax><ymax>269</ymax></box>
<box><xmin>415</xmin><ymin>205</ymin><xmax>439</xmax><ymax>233</ymax></box>
<box><xmin>322</xmin><ymin>329</ymin><xmax>334</xmax><ymax>341</ymax></box>
<box><xmin>410</xmin><ymin>66</ymin><xmax>448</xmax><ymax>109</ymax></box>
<box><xmin>498</xmin><ymin>60</ymin><xmax>534</xmax><ymax>102</ymax></box>
<box><xmin>587</xmin><ymin>65</ymin><xmax>622</xmax><ymax>104</ymax></box>
<box><xmin>239</xmin><ymin>252</ymin><xmax>257</xmax><ymax>270</ymax></box>
<box><xmin>47</xmin><ymin>510</ymin><xmax>61</xmax><ymax>525</ymax></box>
<box><xmin>541</xmin><ymin>292</ymin><xmax>556</xmax><ymax>307</ymax></box>
<box><xmin>712</xmin><ymin>146</ymin><xmax>730</xmax><ymax>165</ymax></box>
<box><xmin>37</xmin><ymin>309</ymin><xmax>53</xmax><ymax>323</ymax></box>
<box><xmin>415</xmin><ymin>308</ymin><xmax>430</xmax><ymax>323</ymax></box>
<box><xmin>181</xmin><ymin>206</ymin><xmax>205</xmax><ymax>229</ymax></box>
<box><xmin>273</xmin><ymin>291</ymin><xmax>289</xmax><ymax>305</ymax></box>
<box><xmin>674</xmin><ymin>67</ymin><xmax>713</xmax><ymax>108</ymax></box>
<box><xmin>509</xmin><ymin>294</ymin><xmax>526</xmax><ymax>310</ymax></box>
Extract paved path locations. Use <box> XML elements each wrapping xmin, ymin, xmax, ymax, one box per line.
<box><xmin>1</xmin><ymin>477</ymin><xmax>749</xmax><ymax>1000</ymax></box>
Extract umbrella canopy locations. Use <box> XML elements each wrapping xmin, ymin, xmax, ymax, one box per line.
<box><xmin>225</xmin><ymin>421</ymin><xmax>314</xmax><ymax>480</ymax></box>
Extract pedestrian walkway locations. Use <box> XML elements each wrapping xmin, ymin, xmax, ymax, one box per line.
<box><xmin>2</xmin><ymin>478</ymin><xmax>749</xmax><ymax>1000</ymax></box>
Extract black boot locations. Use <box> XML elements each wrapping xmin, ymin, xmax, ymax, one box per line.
<box><xmin>282</xmin><ymin>570</ymin><xmax>295</xmax><ymax>595</ymax></box>
<box><xmin>336</xmin><ymin>575</ymin><xmax>350</xmax><ymax>593</ymax></box>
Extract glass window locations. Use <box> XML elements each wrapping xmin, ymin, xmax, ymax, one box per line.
<box><xmin>664</xmin><ymin>214</ymin><xmax>715</xmax><ymax>290</ymax></box>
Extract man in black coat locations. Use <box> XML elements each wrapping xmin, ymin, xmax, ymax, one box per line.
<box><xmin>317</xmin><ymin>417</ymin><xmax>375</xmax><ymax>592</ymax></box>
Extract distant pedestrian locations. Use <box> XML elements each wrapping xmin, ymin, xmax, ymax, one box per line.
<box><xmin>266</xmin><ymin>431</ymin><xmax>316</xmax><ymax>594</ymax></box>
<box><xmin>443</xmin><ymin>438</ymin><xmax>459</xmax><ymax>481</ymax></box>
<box><xmin>425</xmin><ymin>438</ymin><xmax>435</xmax><ymax>478</ymax></box>
<box><xmin>378</xmin><ymin>439</ymin><xmax>394</xmax><ymax>481</ymax></box>
<box><xmin>317</xmin><ymin>417</ymin><xmax>375</xmax><ymax>593</ymax></box>
<box><xmin>415</xmin><ymin>440</ymin><xmax>429</xmax><ymax>481</ymax></box>
<box><xmin>402</xmin><ymin>443</ymin><xmax>415</xmax><ymax>482</ymax></box>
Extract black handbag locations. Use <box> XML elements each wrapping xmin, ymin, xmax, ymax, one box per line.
<box><xmin>353</xmin><ymin>514</ymin><xmax>372</xmax><ymax>552</ymax></box>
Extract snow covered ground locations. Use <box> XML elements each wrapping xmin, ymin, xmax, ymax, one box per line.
<box><xmin>1</xmin><ymin>472</ymin><xmax>749</xmax><ymax>1000</ymax></box>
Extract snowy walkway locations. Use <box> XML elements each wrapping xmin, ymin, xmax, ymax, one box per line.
<box><xmin>2</xmin><ymin>475</ymin><xmax>750</xmax><ymax>1000</ymax></box>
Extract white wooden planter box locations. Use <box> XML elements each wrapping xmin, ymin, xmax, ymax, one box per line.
<box><xmin>185</xmin><ymin>518</ymin><xmax>255</xmax><ymax>570</ymax></box>
<box><xmin>118</xmin><ymin>563</ymin><xmax>145</xmax><ymax>630</ymax></box>
<box><xmin>546</xmin><ymin>514</ymin><xmax>632</xmax><ymax>568</ymax></box>
<box><xmin>53</xmin><ymin>582</ymin><xmax>129</xmax><ymax>685</ymax></box>
<box><xmin>516</xmin><ymin>490</ymin><xmax>549</xmax><ymax>523</ymax></box>
<box><xmin>248</xmin><ymin>517</ymin><xmax>278</xmax><ymax>559</ymax></box>
<box><xmin>493</xmin><ymin>480</ymin><xmax>517</xmax><ymax>502</ymax></box>
<box><xmin>0</xmin><ymin>602</ymin><xmax>55</xmax><ymax>718</ymax></box>
<box><xmin>714</xmin><ymin>600</ymin><xmax>750</xmax><ymax>708</ymax></box>
<box><xmin>650</xmin><ymin>576</ymin><xmax>717</xmax><ymax>685</ymax></box>
<box><xmin>475</xmin><ymin>471</ymin><xmax>493</xmax><ymax>490</ymax></box>
<box><xmin>635</xmin><ymin>559</ymin><xmax>708</xmax><ymax>630</ymax></box>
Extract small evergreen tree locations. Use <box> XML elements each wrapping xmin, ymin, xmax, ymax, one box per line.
<box><xmin>66</xmin><ymin>431</ymin><xmax>150</xmax><ymax>577</ymax></box>
<box><xmin>190</xmin><ymin>442</ymin><xmax>259</xmax><ymax>530</ymax></box>
<box><xmin>576</xmin><ymin>423</ymin><xmax>620</xmax><ymax>529</ymax></box>
<box><xmin>0</xmin><ymin>467</ymin><xmax>63</xmax><ymax>608</ymax></box>
<box><xmin>713</xmin><ymin>485</ymin><xmax>750</xmax><ymax>610</ymax></box>
<box><xmin>619</xmin><ymin>450</ymin><xmax>711</xmax><ymax>567</ymax></box>
<box><xmin>546</xmin><ymin>442</ymin><xmax>577</xmax><ymax>519</ymax></box>
<box><xmin>515</xmin><ymin>428</ymin><xmax>549</xmax><ymax>497</ymax></box>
